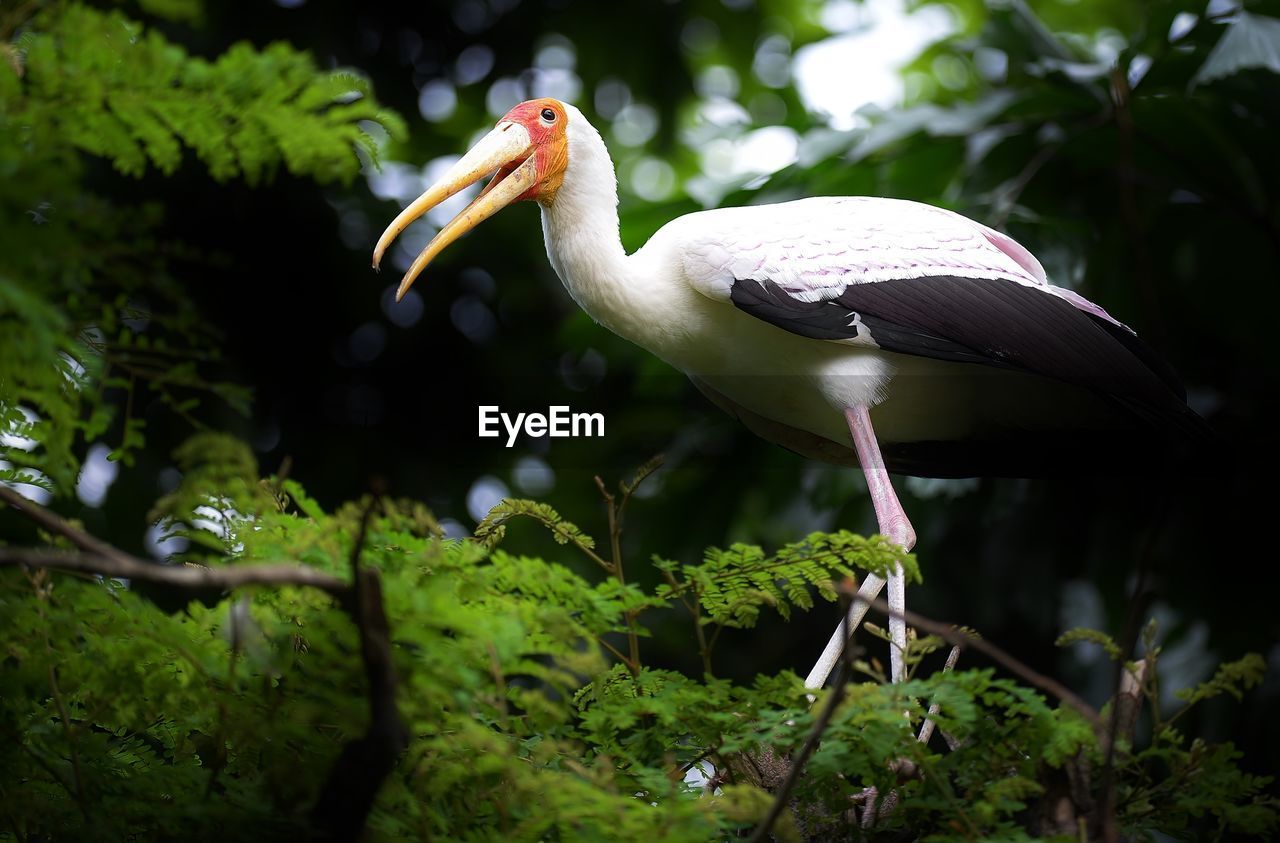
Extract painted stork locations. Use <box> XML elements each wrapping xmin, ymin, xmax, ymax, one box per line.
<box><xmin>373</xmin><ymin>98</ymin><xmax>1208</xmax><ymax>688</ymax></box>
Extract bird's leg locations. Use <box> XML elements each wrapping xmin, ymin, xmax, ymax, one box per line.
<box><xmin>803</xmin><ymin>573</ymin><xmax>886</xmax><ymax>689</ymax></box>
<box><xmin>803</xmin><ymin>405</ymin><xmax>916</xmax><ymax>689</ymax></box>
<box><xmin>847</xmin><ymin>405</ymin><xmax>916</xmax><ymax>683</ymax></box>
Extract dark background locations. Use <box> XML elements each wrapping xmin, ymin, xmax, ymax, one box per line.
<box><xmin>62</xmin><ymin>0</ymin><xmax>1280</xmax><ymax>776</ymax></box>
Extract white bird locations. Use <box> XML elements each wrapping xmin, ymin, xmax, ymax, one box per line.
<box><xmin>373</xmin><ymin>98</ymin><xmax>1207</xmax><ymax>688</ymax></box>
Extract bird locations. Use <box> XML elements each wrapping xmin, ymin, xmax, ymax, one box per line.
<box><xmin>372</xmin><ymin>97</ymin><xmax>1209</xmax><ymax>689</ymax></box>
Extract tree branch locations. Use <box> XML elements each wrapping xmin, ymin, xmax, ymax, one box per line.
<box><xmin>313</xmin><ymin>494</ymin><xmax>409</xmax><ymax>840</ymax></box>
<box><xmin>850</xmin><ymin>590</ymin><xmax>1100</xmax><ymax>728</ymax></box>
<box><xmin>1</xmin><ymin>485</ymin><xmax>408</xmax><ymax>840</ymax></box>
<box><xmin>311</xmin><ymin>566</ymin><xmax>407</xmax><ymax>839</ymax></box>
<box><xmin>0</xmin><ymin>485</ymin><xmax>137</xmax><ymax>566</ymax></box>
<box><xmin>0</xmin><ymin>547</ymin><xmax>348</xmax><ymax>596</ymax></box>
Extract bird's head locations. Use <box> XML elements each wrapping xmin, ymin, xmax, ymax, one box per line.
<box><xmin>373</xmin><ymin>97</ymin><xmax>571</xmax><ymax>301</ymax></box>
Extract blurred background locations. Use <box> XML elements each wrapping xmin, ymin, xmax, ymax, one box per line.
<box><xmin>22</xmin><ymin>0</ymin><xmax>1280</xmax><ymax>777</ymax></box>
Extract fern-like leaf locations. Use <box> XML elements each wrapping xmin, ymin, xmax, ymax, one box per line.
<box><xmin>668</xmin><ymin>530</ymin><xmax>912</xmax><ymax>628</ymax></box>
<box><xmin>473</xmin><ymin>498</ymin><xmax>598</xmax><ymax>552</ymax></box>
<box><xmin>18</xmin><ymin>6</ymin><xmax>405</xmax><ymax>184</ymax></box>
<box><xmin>1056</xmin><ymin>627</ymin><xmax>1122</xmax><ymax>660</ymax></box>
<box><xmin>1175</xmin><ymin>653</ymin><xmax>1267</xmax><ymax>707</ymax></box>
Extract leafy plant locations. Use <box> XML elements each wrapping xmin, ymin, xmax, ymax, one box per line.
<box><xmin>2</xmin><ymin>1</ymin><xmax>1277</xmax><ymax>839</ymax></box>
<box><xmin>0</xmin><ymin>1</ymin><xmax>403</xmax><ymax>494</ymax></box>
<box><xmin>2</xmin><ymin>452</ymin><xmax>1275</xmax><ymax>840</ymax></box>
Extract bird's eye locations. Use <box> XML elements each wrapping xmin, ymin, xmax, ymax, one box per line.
<box><xmin>540</xmin><ymin>108</ymin><xmax>556</xmax><ymax>122</ymax></box>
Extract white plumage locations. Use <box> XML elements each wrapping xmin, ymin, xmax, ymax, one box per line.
<box><xmin>676</xmin><ymin>197</ymin><xmax>1051</xmax><ymax>303</ymax></box>
<box><xmin>539</xmin><ymin>103</ymin><xmax>1147</xmax><ymax>462</ymax></box>
<box><xmin>376</xmin><ymin>97</ymin><xmax>1206</xmax><ymax>689</ymax></box>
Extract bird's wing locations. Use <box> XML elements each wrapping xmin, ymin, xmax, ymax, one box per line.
<box><xmin>681</xmin><ymin>195</ymin><xmax>1053</xmax><ymax>302</ymax></box>
<box><xmin>679</xmin><ymin>196</ymin><xmax>1195</xmax><ymax>427</ymax></box>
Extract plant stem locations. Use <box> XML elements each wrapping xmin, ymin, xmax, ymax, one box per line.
<box><xmin>857</xmin><ymin>591</ymin><xmax>1100</xmax><ymax>728</ymax></box>
<box><xmin>692</xmin><ymin>602</ymin><xmax>712</xmax><ymax>676</ymax></box>
<box><xmin>658</xmin><ymin>566</ymin><xmax>712</xmax><ymax>676</ymax></box>
<box><xmin>596</xmin><ymin>636</ymin><xmax>631</xmax><ymax>667</ymax></box>
<box><xmin>595</xmin><ymin>475</ymin><xmax>640</xmax><ymax>678</ymax></box>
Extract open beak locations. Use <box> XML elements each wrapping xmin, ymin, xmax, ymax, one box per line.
<box><xmin>373</xmin><ymin>122</ymin><xmax>537</xmax><ymax>301</ymax></box>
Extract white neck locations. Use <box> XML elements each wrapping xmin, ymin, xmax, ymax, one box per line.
<box><xmin>539</xmin><ymin>104</ymin><xmax>646</xmax><ymax>341</ymax></box>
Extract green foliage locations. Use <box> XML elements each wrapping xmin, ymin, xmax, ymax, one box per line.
<box><xmin>474</xmin><ymin>498</ymin><xmax>599</xmax><ymax>552</ymax></box>
<box><xmin>17</xmin><ymin>5</ymin><xmax>404</xmax><ymax>182</ymax></box>
<box><xmin>1173</xmin><ymin>653</ymin><xmax>1267</xmax><ymax>708</ymax></box>
<box><xmin>1056</xmin><ymin>626</ymin><xmax>1123</xmax><ymax>660</ymax></box>
<box><xmin>658</xmin><ymin>530</ymin><xmax>915</xmax><ymax>628</ymax></box>
<box><xmin>0</xmin><ymin>1</ymin><xmax>402</xmax><ymax>497</ymax></box>
<box><xmin>0</xmin><ymin>280</ymin><xmax>102</xmax><ymax>494</ymax></box>
<box><xmin>3</xmin><ymin>0</ymin><xmax>1278</xmax><ymax>839</ymax></box>
<box><xmin>147</xmin><ymin>432</ymin><xmax>280</xmax><ymax>555</ymax></box>
<box><xmin>1118</xmin><ymin>726</ymin><xmax>1279</xmax><ymax>839</ymax></box>
<box><xmin>793</xmin><ymin>671</ymin><xmax>1095</xmax><ymax>836</ymax></box>
<box><xmin>2</xmin><ymin>466</ymin><xmax>1273</xmax><ymax>839</ymax></box>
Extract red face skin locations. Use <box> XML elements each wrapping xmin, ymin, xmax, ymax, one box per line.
<box><xmin>492</xmin><ymin>98</ymin><xmax>570</xmax><ymax>204</ymax></box>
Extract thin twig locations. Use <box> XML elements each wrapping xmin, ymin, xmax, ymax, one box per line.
<box><xmin>573</xmin><ymin>542</ymin><xmax>616</xmax><ymax>574</ymax></box>
<box><xmin>25</xmin><ymin>566</ymin><xmax>92</xmax><ymax>821</ymax></box>
<box><xmin>595</xmin><ymin>475</ymin><xmax>641</xmax><ymax>677</ymax></box>
<box><xmin>594</xmin><ymin>477</ymin><xmax>624</xmax><ymax>578</ymax></box>
<box><xmin>595</xmin><ymin>636</ymin><xmax>632</xmax><ymax>668</ymax></box>
<box><xmin>0</xmin><ymin>547</ymin><xmax>349</xmax><ymax>596</ymax></box>
<box><xmin>854</xmin><ymin>592</ymin><xmax>1100</xmax><ymax>728</ymax></box>
<box><xmin>657</xmin><ymin>566</ymin><xmax>712</xmax><ymax>675</ymax></box>
<box><xmin>0</xmin><ymin>485</ymin><xmax>138</xmax><ymax>567</ymax></box>
<box><xmin>616</xmin><ymin>455</ymin><xmax>663</xmax><ymax>523</ymax></box>
<box><xmin>347</xmin><ymin>495</ymin><xmax>377</xmax><ymax>583</ymax></box>
<box><xmin>18</xmin><ymin>567</ymin><xmax>90</xmax><ymax>820</ymax></box>
<box><xmin>691</xmin><ymin>601</ymin><xmax>712</xmax><ymax>676</ymax></box>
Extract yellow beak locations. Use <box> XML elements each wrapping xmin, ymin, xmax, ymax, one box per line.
<box><xmin>373</xmin><ymin>122</ymin><xmax>537</xmax><ymax>301</ymax></box>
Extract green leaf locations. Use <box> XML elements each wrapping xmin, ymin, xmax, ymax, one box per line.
<box><xmin>282</xmin><ymin>478</ymin><xmax>327</xmax><ymax>521</ymax></box>
<box><xmin>1175</xmin><ymin>653</ymin><xmax>1267</xmax><ymax>708</ymax></box>
<box><xmin>1056</xmin><ymin>627</ymin><xmax>1122</xmax><ymax>660</ymax></box>
<box><xmin>19</xmin><ymin>6</ymin><xmax>404</xmax><ymax>184</ymax></box>
<box><xmin>473</xmin><ymin>498</ymin><xmax>598</xmax><ymax>552</ymax></box>
<box><xmin>669</xmin><ymin>530</ymin><xmax>913</xmax><ymax>628</ymax></box>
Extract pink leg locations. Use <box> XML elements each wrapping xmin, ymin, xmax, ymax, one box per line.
<box><xmin>804</xmin><ymin>405</ymin><xmax>916</xmax><ymax>688</ymax></box>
